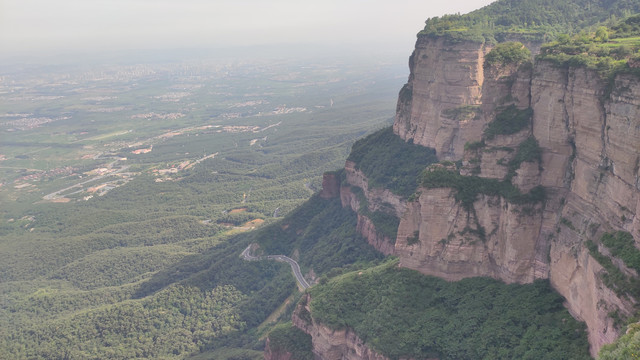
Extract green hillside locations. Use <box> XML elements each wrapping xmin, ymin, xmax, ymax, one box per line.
<box><xmin>421</xmin><ymin>0</ymin><xmax>640</xmax><ymax>43</ymax></box>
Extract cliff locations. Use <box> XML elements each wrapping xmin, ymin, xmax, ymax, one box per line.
<box><xmin>339</xmin><ymin>161</ymin><xmax>404</xmax><ymax>255</ymax></box>
<box><xmin>290</xmin><ymin>294</ymin><xmax>436</xmax><ymax>360</ymax></box>
<box><xmin>532</xmin><ymin>63</ymin><xmax>640</xmax><ymax>352</ymax></box>
<box><xmin>291</xmin><ymin>297</ymin><xmax>390</xmax><ymax>360</ymax></box>
<box><xmin>333</xmin><ymin>32</ymin><xmax>640</xmax><ymax>357</ymax></box>
<box><xmin>393</xmin><ymin>36</ymin><xmax>490</xmax><ymax>160</ymax></box>
<box><xmin>264</xmin><ymin>338</ymin><xmax>295</xmax><ymax>360</ymax></box>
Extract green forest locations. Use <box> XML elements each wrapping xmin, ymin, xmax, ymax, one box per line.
<box><xmin>309</xmin><ymin>260</ymin><xmax>591</xmax><ymax>360</ymax></box>
<box><xmin>420</xmin><ymin>0</ymin><xmax>640</xmax><ymax>43</ymax></box>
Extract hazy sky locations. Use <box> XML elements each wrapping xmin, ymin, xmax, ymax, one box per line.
<box><xmin>1</xmin><ymin>0</ymin><xmax>495</xmax><ymax>57</ymax></box>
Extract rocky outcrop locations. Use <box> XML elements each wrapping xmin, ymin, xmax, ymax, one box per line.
<box><xmin>356</xmin><ymin>214</ymin><xmax>395</xmax><ymax>255</ymax></box>
<box><xmin>396</xmin><ymin>188</ymin><xmax>548</xmax><ymax>284</ymax></box>
<box><xmin>291</xmin><ymin>295</ymin><xmax>415</xmax><ymax>360</ymax></box>
<box><xmin>339</xmin><ymin>161</ymin><xmax>403</xmax><ymax>255</ymax></box>
<box><xmin>341</xmin><ymin>161</ymin><xmax>406</xmax><ymax>217</ymax></box>
<box><xmin>320</xmin><ymin>172</ymin><xmax>340</xmax><ymax>199</ymax></box>
<box><xmin>264</xmin><ymin>338</ymin><xmax>295</xmax><ymax>360</ymax></box>
<box><xmin>393</xmin><ymin>36</ymin><xmax>491</xmax><ymax>160</ymax></box>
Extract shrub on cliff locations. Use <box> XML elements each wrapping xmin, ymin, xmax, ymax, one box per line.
<box><xmin>505</xmin><ymin>136</ymin><xmax>542</xmax><ymax>180</ymax></box>
<box><xmin>347</xmin><ymin>126</ymin><xmax>437</xmax><ymax>197</ymax></box>
<box><xmin>601</xmin><ymin>231</ymin><xmax>640</xmax><ymax>273</ymax></box>
<box><xmin>420</xmin><ymin>167</ymin><xmax>545</xmax><ymax>209</ymax></box>
<box><xmin>484</xmin><ymin>42</ymin><xmax>532</xmax><ymax>68</ymax></box>
<box><xmin>483</xmin><ymin>105</ymin><xmax>533</xmax><ymax>140</ymax></box>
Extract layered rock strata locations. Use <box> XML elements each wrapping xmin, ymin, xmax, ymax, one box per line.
<box><xmin>392</xmin><ymin>36</ymin><xmax>640</xmax><ymax>355</ymax></box>
<box><xmin>298</xmin><ymin>33</ymin><xmax>640</xmax><ymax>358</ymax></box>
<box><xmin>393</xmin><ymin>36</ymin><xmax>491</xmax><ymax>160</ymax></box>
<box><xmin>339</xmin><ymin>161</ymin><xmax>404</xmax><ymax>255</ymax></box>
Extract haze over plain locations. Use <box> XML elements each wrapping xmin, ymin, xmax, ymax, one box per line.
<box><xmin>1</xmin><ymin>0</ymin><xmax>496</xmax><ymax>61</ymax></box>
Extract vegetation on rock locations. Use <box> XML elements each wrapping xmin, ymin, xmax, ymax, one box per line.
<box><xmin>442</xmin><ymin>105</ymin><xmax>482</xmax><ymax>122</ymax></box>
<box><xmin>267</xmin><ymin>323</ymin><xmax>314</xmax><ymax>360</ymax></box>
<box><xmin>537</xmin><ymin>24</ymin><xmax>640</xmax><ymax>80</ymax></box>
<box><xmin>506</xmin><ymin>136</ymin><xmax>542</xmax><ymax>180</ymax></box>
<box><xmin>309</xmin><ymin>260</ymin><xmax>591</xmax><ymax>360</ymax></box>
<box><xmin>347</xmin><ymin>126</ymin><xmax>438</xmax><ymax>198</ymax></box>
<box><xmin>483</xmin><ymin>105</ymin><xmax>533</xmax><ymax>140</ymax></box>
<box><xmin>599</xmin><ymin>322</ymin><xmax>640</xmax><ymax>359</ymax></box>
<box><xmin>586</xmin><ymin>240</ymin><xmax>640</xmax><ymax>300</ymax></box>
<box><xmin>350</xmin><ymin>185</ymin><xmax>400</xmax><ymax>241</ymax></box>
<box><xmin>485</xmin><ymin>42</ymin><xmax>532</xmax><ymax>68</ymax></box>
<box><xmin>421</xmin><ymin>167</ymin><xmax>545</xmax><ymax>209</ymax></box>
<box><xmin>601</xmin><ymin>231</ymin><xmax>640</xmax><ymax>273</ymax></box>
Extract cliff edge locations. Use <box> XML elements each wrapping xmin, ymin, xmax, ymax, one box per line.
<box><xmin>336</xmin><ymin>31</ymin><xmax>640</xmax><ymax>356</ymax></box>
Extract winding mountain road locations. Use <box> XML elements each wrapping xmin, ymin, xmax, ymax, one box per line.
<box><xmin>241</xmin><ymin>245</ymin><xmax>310</xmax><ymax>289</ymax></box>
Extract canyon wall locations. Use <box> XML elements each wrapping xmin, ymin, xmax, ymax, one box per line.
<box><xmin>531</xmin><ymin>64</ymin><xmax>640</xmax><ymax>352</ymax></box>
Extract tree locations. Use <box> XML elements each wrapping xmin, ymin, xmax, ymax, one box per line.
<box><xmin>595</xmin><ymin>26</ymin><xmax>609</xmax><ymax>42</ymax></box>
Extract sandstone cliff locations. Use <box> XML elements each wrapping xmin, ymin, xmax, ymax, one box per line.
<box><xmin>393</xmin><ymin>36</ymin><xmax>491</xmax><ymax>160</ymax></box>
<box><xmin>339</xmin><ymin>161</ymin><xmax>403</xmax><ymax>255</ymax></box>
<box><xmin>531</xmin><ymin>64</ymin><xmax>640</xmax><ymax>352</ymax></box>
<box><xmin>290</xmin><ymin>295</ymin><xmax>418</xmax><ymax>360</ymax></box>
<box><xmin>335</xmin><ymin>32</ymin><xmax>640</xmax><ymax>357</ymax></box>
<box><xmin>264</xmin><ymin>338</ymin><xmax>295</xmax><ymax>360</ymax></box>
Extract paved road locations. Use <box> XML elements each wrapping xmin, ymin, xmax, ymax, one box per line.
<box><xmin>241</xmin><ymin>245</ymin><xmax>310</xmax><ymax>289</ymax></box>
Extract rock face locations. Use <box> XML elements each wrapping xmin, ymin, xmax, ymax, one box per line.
<box><xmin>393</xmin><ymin>35</ymin><xmax>640</xmax><ymax>356</ymax></box>
<box><xmin>291</xmin><ymin>295</ymin><xmax>400</xmax><ymax>360</ymax></box>
<box><xmin>264</xmin><ymin>338</ymin><xmax>295</xmax><ymax>360</ymax></box>
<box><xmin>395</xmin><ymin>189</ymin><xmax>549</xmax><ymax>284</ymax></box>
<box><xmin>299</xmin><ymin>33</ymin><xmax>640</xmax><ymax>359</ymax></box>
<box><xmin>320</xmin><ymin>172</ymin><xmax>340</xmax><ymax>199</ymax></box>
<box><xmin>531</xmin><ymin>64</ymin><xmax>640</xmax><ymax>353</ymax></box>
<box><xmin>339</xmin><ymin>161</ymin><xmax>404</xmax><ymax>255</ymax></box>
<box><xmin>393</xmin><ymin>36</ymin><xmax>491</xmax><ymax>160</ymax></box>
